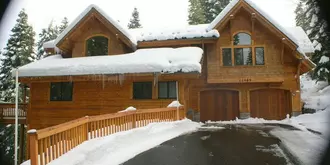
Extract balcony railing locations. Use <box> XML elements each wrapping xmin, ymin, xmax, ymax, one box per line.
<box><xmin>0</xmin><ymin>103</ymin><xmax>27</xmax><ymax>120</ymax></box>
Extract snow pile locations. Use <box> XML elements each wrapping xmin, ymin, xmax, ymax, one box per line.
<box><xmin>167</xmin><ymin>101</ymin><xmax>182</xmax><ymax>108</ymax></box>
<box><xmin>118</xmin><ymin>106</ymin><xmax>136</xmax><ymax>113</ymax></box>
<box><xmin>21</xmin><ymin>119</ymin><xmax>201</xmax><ymax>165</ymax></box>
<box><xmin>300</xmin><ymin>74</ymin><xmax>330</xmax><ymax>110</ymax></box>
<box><xmin>270</xmin><ymin>128</ymin><xmax>327</xmax><ymax>165</ymax></box>
<box><xmin>15</xmin><ymin>47</ymin><xmax>203</xmax><ymax>77</ymax></box>
<box><xmin>130</xmin><ymin>24</ymin><xmax>219</xmax><ymax>42</ymax></box>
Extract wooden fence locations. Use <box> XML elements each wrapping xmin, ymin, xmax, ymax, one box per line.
<box><xmin>0</xmin><ymin>103</ymin><xmax>27</xmax><ymax>119</ymax></box>
<box><xmin>28</xmin><ymin>106</ymin><xmax>185</xmax><ymax>165</ymax></box>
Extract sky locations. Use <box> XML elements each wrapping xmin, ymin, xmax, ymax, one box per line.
<box><xmin>0</xmin><ymin>0</ymin><xmax>299</xmax><ymax>50</ymax></box>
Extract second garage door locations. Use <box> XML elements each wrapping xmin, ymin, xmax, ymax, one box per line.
<box><xmin>200</xmin><ymin>90</ymin><xmax>239</xmax><ymax>122</ymax></box>
<box><xmin>250</xmin><ymin>89</ymin><xmax>291</xmax><ymax>120</ymax></box>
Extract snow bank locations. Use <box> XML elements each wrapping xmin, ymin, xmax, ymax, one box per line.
<box><xmin>118</xmin><ymin>106</ymin><xmax>136</xmax><ymax>113</ymax></box>
<box><xmin>270</xmin><ymin>128</ymin><xmax>327</xmax><ymax>165</ymax></box>
<box><xmin>16</xmin><ymin>47</ymin><xmax>203</xmax><ymax>77</ymax></box>
<box><xmin>167</xmin><ymin>101</ymin><xmax>182</xmax><ymax>108</ymax></box>
<box><xmin>130</xmin><ymin>24</ymin><xmax>219</xmax><ymax>42</ymax></box>
<box><xmin>21</xmin><ymin>119</ymin><xmax>201</xmax><ymax>165</ymax></box>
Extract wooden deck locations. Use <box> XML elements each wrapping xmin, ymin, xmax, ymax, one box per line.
<box><xmin>0</xmin><ymin>103</ymin><xmax>27</xmax><ymax>124</ymax></box>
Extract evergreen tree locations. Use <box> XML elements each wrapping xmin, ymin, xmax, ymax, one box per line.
<box><xmin>295</xmin><ymin>0</ymin><xmax>330</xmax><ymax>83</ymax></box>
<box><xmin>188</xmin><ymin>0</ymin><xmax>231</xmax><ymax>25</ymax></box>
<box><xmin>59</xmin><ymin>17</ymin><xmax>69</xmax><ymax>33</ymax></box>
<box><xmin>0</xmin><ymin>9</ymin><xmax>35</xmax><ymax>102</ymax></box>
<box><xmin>36</xmin><ymin>21</ymin><xmax>58</xmax><ymax>59</ymax></box>
<box><xmin>36</xmin><ymin>17</ymin><xmax>69</xmax><ymax>59</ymax></box>
<box><xmin>127</xmin><ymin>8</ymin><xmax>142</xmax><ymax>29</ymax></box>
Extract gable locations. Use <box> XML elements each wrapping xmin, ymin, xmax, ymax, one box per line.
<box><xmin>207</xmin><ymin>0</ymin><xmax>315</xmax><ymax>72</ymax></box>
<box><xmin>55</xmin><ymin>5</ymin><xmax>136</xmax><ymax>53</ymax></box>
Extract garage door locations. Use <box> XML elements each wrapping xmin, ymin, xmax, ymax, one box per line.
<box><xmin>250</xmin><ymin>89</ymin><xmax>291</xmax><ymax>120</ymax></box>
<box><xmin>200</xmin><ymin>90</ymin><xmax>239</xmax><ymax>122</ymax></box>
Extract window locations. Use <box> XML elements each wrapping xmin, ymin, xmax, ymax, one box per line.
<box><xmin>86</xmin><ymin>36</ymin><xmax>108</xmax><ymax>56</ymax></box>
<box><xmin>158</xmin><ymin>81</ymin><xmax>177</xmax><ymax>99</ymax></box>
<box><xmin>221</xmin><ymin>32</ymin><xmax>265</xmax><ymax>66</ymax></box>
<box><xmin>234</xmin><ymin>32</ymin><xmax>252</xmax><ymax>45</ymax></box>
<box><xmin>50</xmin><ymin>82</ymin><xmax>73</xmax><ymax>101</ymax></box>
<box><xmin>234</xmin><ymin>48</ymin><xmax>252</xmax><ymax>65</ymax></box>
<box><xmin>255</xmin><ymin>47</ymin><xmax>265</xmax><ymax>65</ymax></box>
<box><xmin>222</xmin><ymin>48</ymin><xmax>232</xmax><ymax>66</ymax></box>
<box><xmin>133</xmin><ymin>82</ymin><xmax>152</xmax><ymax>99</ymax></box>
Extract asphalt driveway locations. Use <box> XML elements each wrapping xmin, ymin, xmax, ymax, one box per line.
<box><xmin>123</xmin><ymin>124</ymin><xmax>298</xmax><ymax>165</ymax></box>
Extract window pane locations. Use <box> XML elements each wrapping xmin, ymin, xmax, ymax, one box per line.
<box><xmin>255</xmin><ymin>47</ymin><xmax>265</xmax><ymax>65</ymax></box>
<box><xmin>158</xmin><ymin>82</ymin><xmax>168</xmax><ymax>98</ymax></box>
<box><xmin>234</xmin><ymin>48</ymin><xmax>252</xmax><ymax>66</ymax></box>
<box><xmin>86</xmin><ymin>36</ymin><xmax>109</xmax><ymax>56</ymax></box>
<box><xmin>61</xmin><ymin>82</ymin><xmax>73</xmax><ymax>101</ymax></box>
<box><xmin>233</xmin><ymin>33</ymin><xmax>252</xmax><ymax>45</ymax></box>
<box><xmin>222</xmin><ymin>48</ymin><xmax>232</xmax><ymax>66</ymax></box>
<box><xmin>50</xmin><ymin>82</ymin><xmax>61</xmax><ymax>101</ymax></box>
<box><xmin>168</xmin><ymin>82</ymin><xmax>177</xmax><ymax>99</ymax></box>
<box><xmin>133</xmin><ymin>82</ymin><xmax>152</xmax><ymax>99</ymax></box>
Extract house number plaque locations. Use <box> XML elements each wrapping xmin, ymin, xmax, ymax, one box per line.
<box><xmin>239</xmin><ymin>78</ymin><xmax>252</xmax><ymax>82</ymax></box>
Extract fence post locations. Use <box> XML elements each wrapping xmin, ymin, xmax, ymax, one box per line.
<box><xmin>85</xmin><ymin>116</ymin><xmax>89</xmax><ymax>140</ymax></box>
<box><xmin>132</xmin><ymin>113</ymin><xmax>136</xmax><ymax>128</ymax></box>
<box><xmin>176</xmin><ymin>107</ymin><xmax>180</xmax><ymax>121</ymax></box>
<box><xmin>28</xmin><ymin>130</ymin><xmax>39</xmax><ymax>165</ymax></box>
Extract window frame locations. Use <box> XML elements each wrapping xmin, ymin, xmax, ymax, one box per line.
<box><xmin>85</xmin><ymin>35</ymin><xmax>109</xmax><ymax>56</ymax></box>
<box><xmin>132</xmin><ymin>82</ymin><xmax>153</xmax><ymax>100</ymax></box>
<box><xmin>50</xmin><ymin>82</ymin><xmax>73</xmax><ymax>101</ymax></box>
<box><xmin>158</xmin><ymin>81</ymin><xmax>177</xmax><ymax>99</ymax></box>
<box><xmin>221</xmin><ymin>32</ymin><xmax>266</xmax><ymax>67</ymax></box>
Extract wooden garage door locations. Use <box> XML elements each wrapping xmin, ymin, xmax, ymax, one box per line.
<box><xmin>250</xmin><ymin>89</ymin><xmax>291</xmax><ymax>120</ymax></box>
<box><xmin>200</xmin><ymin>90</ymin><xmax>239</xmax><ymax>122</ymax></box>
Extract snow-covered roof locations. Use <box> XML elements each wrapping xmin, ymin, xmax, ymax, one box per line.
<box><xmin>15</xmin><ymin>47</ymin><xmax>203</xmax><ymax>77</ymax></box>
<box><xmin>54</xmin><ymin>4</ymin><xmax>137</xmax><ymax>49</ymax></box>
<box><xmin>129</xmin><ymin>24</ymin><xmax>219</xmax><ymax>42</ymax></box>
<box><xmin>43</xmin><ymin>40</ymin><xmax>61</xmax><ymax>53</ymax></box>
<box><xmin>286</xmin><ymin>27</ymin><xmax>315</xmax><ymax>54</ymax></box>
<box><xmin>207</xmin><ymin>0</ymin><xmax>313</xmax><ymax>56</ymax></box>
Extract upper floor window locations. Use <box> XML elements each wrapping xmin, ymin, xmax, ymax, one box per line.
<box><xmin>222</xmin><ymin>32</ymin><xmax>264</xmax><ymax>66</ymax></box>
<box><xmin>158</xmin><ymin>81</ymin><xmax>177</xmax><ymax>99</ymax></box>
<box><xmin>86</xmin><ymin>36</ymin><xmax>108</xmax><ymax>56</ymax></box>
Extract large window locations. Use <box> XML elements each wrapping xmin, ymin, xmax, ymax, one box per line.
<box><xmin>222</xmin><ymin>32</ymin><xmax>265</xmax><ymax>66</ymax></box>
<box><xmin>158</xmin><ymin>81</ymin><xmax>177</xmax><ymax>99</ymax></box>
<box><xmin>133</xmin><ymin>82</ymin><xmax>152</xmax><ymax>99</ymax></box>
<box><xmin>50</xmin><ymin>82</ymin><xmax>73</xmax><ymax>101</ymax></box>
<box><xmin>86</xmin><ymin>36</ymin><xmax>108</xmax><ymax>56</ymax></box>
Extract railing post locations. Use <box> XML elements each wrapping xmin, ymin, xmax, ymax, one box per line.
<box><xmin>28</xmin><ymin>129</ymin><xmax>39</xmax><ymax>165</ymax></box>
<box><xmin>132</xmin><ymin>114</ymin><xmax>136</xmax><ymax>128</ymax></box>
<box><xmin>85</xmin><ymin>116</ymin><xmax>89</xmax><ymax>140</ymax></box>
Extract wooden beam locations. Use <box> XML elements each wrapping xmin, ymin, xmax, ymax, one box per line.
<box><xmin>281</xmin><ymin>39</ymin><xmax>285</xmax><ymax>64</ymax></box>
<box><xmin>251</xmin><ymin>13</ymin><xmax>256</xmax><ymax>65</ymax></box>
<box><xmin>296</xmin><ymin>60</ymin><xmax>302</xmax><ymax>80</ymax></box>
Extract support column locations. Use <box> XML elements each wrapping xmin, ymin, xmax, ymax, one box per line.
<box><xmin>19</xmin><ymin>124</ymin><xmax>25</xmax><ymax>163</ymax></box>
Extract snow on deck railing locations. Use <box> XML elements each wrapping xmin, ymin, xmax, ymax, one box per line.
<box><xmin>27</xmin><ymin>106</ymin><xmax>185</xmax><ymax>165</ymax></box>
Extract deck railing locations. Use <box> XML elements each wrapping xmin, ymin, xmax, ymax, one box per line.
<box><xmin>28</xmin><ymin>106</ymin><xmax>185</xmax><ymax>165</ymax></box>
<box><xmin>0</xmin><ymin>103</ymin><xmax>27</xmax><ymax>119</ymax></box>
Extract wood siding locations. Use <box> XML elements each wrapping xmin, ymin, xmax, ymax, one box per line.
<box><xmin>28</xmin><ymin>76</ymin><xmax>185</xmax><ymax>129</ymax></box>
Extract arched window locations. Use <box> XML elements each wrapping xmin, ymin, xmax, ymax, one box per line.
<box><xmin>233</xmin><ymin>33</ymin><xmax>252</xmax><ymax>45</ymax></box>
<box><xmin>86</xmin><ymin>36</ymin><xmax>108</xmax><ymax>56</ymax></box>
<box><xmin>222</xmin><ymin>32</ymin><xmax>264</xmax><ymax>66</ymax></box>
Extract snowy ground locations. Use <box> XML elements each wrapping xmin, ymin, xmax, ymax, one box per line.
<box><xmin>22</xmin><ymin>119</ymin><xmax>201</xmax><ymax>165</ymax></box>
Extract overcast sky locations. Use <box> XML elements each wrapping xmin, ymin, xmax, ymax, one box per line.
<box><xmin>0</xmin><ymin>0</ymin><xmax>299</xmax><ymax>50</ymax></box>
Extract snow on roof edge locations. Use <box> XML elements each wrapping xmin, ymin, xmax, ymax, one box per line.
<box><xmin>15</xmin><ymin>47</ymin><xmax>203</xmax><ymax>78</ymax></box>
<box><xmin>54</xmin><ymin>4</ymin><xmax>137</xmax><ymax>49</ymax></box>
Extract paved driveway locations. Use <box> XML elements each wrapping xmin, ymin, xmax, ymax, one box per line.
<box><xmin>123</xmin><ymin>124</ymin><xmax>298</xmax><ymax>165</ymax></box>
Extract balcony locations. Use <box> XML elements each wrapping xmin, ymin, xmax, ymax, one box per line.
<box><xmin>0</xmin><ymin>103</ymin><xmax>27</xmax><ymax>124</ymax></box>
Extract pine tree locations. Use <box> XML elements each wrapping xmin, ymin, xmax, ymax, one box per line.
<box><xmin>188</xmin><ymin>0</ymin><xmax>231</xmax><ymax>25</ymax></box>
<box><xmin>0</xmin><ymin>9</ymin><xmax>35</xmax><ymax>102</ymax></box>
<box><xmin>36</xmin><ymin>21</ymin><xmax>58</xmax><ymax>59</ymax></box>
<box><xmin>36</xmin><ymin>17</ymin><xmax>69</xmax><ymax>59</ymax></box>
<box><xmin>295</xmin><ymin>0</ymin><xmax>330</xmax><ymax>83</ymax></box>
<box><xmin>127</xmin><ymin>8</ymin><xmax>142</xmax><ymax>29</ymax></box>
<box><xmin>59</xmin><ymin>17</ymin><xmax>69</xmax><ymax>33</ymax></box>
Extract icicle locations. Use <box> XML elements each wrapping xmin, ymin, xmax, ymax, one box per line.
<box><xmin>119</xmin><ymin>74</ymin><xmax>125</xmax><ymax>86</ymax></box>
<box><xmin>69</xmin><ymin>75</ymin><xmax>73</xmax><ymax>82</ymax></box>
<box><xmin>153</xmin><ymin>73</ymin><xmax>159</xmax><ymax>87</ymax></box>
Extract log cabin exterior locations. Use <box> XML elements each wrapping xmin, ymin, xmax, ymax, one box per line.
<box><xmin>14</xmin><ymin>0</ymin><xmax>315</xmax><ymax>131</ymax></box>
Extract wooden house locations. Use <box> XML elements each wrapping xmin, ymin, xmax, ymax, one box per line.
<box><xmin>14</xmin><ymin>0</ymin><xmax>315</xmax><ymax>131</ymax></box>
